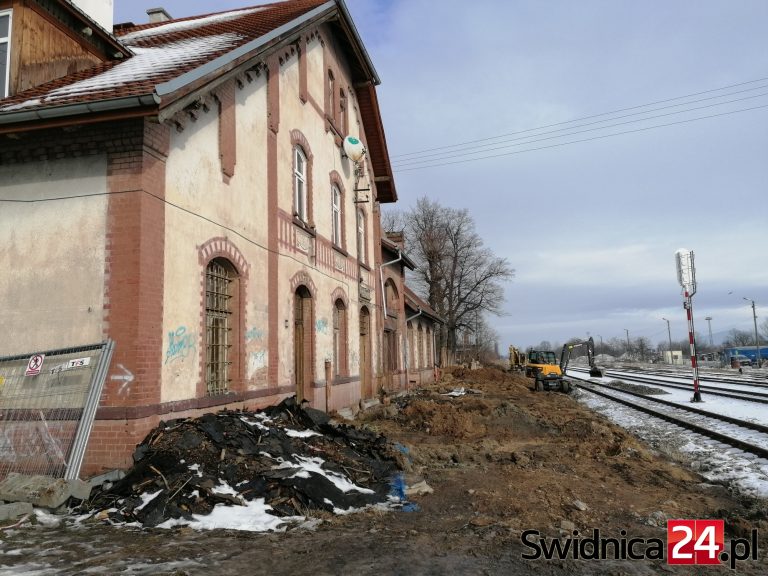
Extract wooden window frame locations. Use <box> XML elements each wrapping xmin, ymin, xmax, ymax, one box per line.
<box><xmin>293</xmin><ymin>145</ymin><xmax>308</xmax><ymax>222</ymax></box>
<box><xmin>0</xmin><ymin>10</ymin><xmax>11</xmax><ymax>99</ymax></box>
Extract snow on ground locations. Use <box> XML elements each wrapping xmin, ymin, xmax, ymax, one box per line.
<box><xmin>575</xmin><ymin>388</ymin><xmax>768</xmax><ymax>499</ymax></box>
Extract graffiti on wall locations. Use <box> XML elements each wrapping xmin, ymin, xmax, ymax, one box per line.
<box><xmin>245</xmin><ymin>327</ymin><xmax>265</xmax><ymax>343</ymax></box>
<box><xmin>316</xmin><ymin>318</ymin><xmax>328</xmax><ymax>334</ymax></box>
<box><xmin>165</xmin><ymin>326</ymin><xmax>196</xmax><ymax>364</ymax></box>
<box><xmin>110</xmin><ymin>364</ymin><xmax>135</xmax><ymax>396</ymax></box>
<box><xmin>248</xmin><ymin>350</ymin><xmax>267</xmax><ymax>379</ymax></box>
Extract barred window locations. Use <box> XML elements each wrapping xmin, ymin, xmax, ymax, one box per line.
<box><xmin>206</xmin><ymin>258</ymin><xmax>236</xmax><ymax>395</ymax></box>
<box><xmin>333</xmin><ymin>299</ymin><xmax>348</xmax><ymax>376</ymax></box>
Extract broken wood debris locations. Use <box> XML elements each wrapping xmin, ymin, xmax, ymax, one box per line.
<box><xmin>82</xmin><ymin>397</ymin><xmax>404</xmax><ymax>527</ymax></box>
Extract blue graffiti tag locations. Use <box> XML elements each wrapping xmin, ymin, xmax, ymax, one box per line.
<box><xmin>316</xmin><ymin>318</ymin><xmax>329</xmax><ymax>334</ymax></box>
<box><xmin>245</xmin><ymin>327</ymin><xmax>266</xmax><ymax>342</ymax></box>
<box><xmin>165</xmin><ymin>326</ymin><xmax>196</xmax><ymax>364</ymax></box>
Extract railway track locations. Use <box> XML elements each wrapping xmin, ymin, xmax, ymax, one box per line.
<box><xmin>570</xmin><ymin>367</ymin><xmax>768</xmax><ymax>404</ymax></box>
<box><xmin>602</xmin><ymin>366</ymin><xmax>768</xmax><ymax>388</ymax></box>
<box><xmin>569</xmin><ymin>372</ymin><xmax>768</xmax><ymax>460</ymax></box>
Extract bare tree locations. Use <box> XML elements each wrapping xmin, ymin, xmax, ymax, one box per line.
<box><xmin>634</xmin><ymin>336</ymin><xmax>652</xmax><ymax>361</ymax></box>
<box><xmin>388</xmin><ymin>197</ymin><xmax>514</xmax><ymax>359</ymax></box>
<box><xmin>723</xmin><ymin>329</ymin><xmax>754</xmax><ymax>347</ymax></box>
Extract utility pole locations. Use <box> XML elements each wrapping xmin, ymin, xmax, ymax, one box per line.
<box><xmin>662</xmin><ymin>318</ymin><xmax>672</xmax><ymax>364</ymax></box>
<box><xmin>744</xmin><ymin>298</ymin><xmax>761</xmax><ymax>367</ymax></box>
<box><xmin>624</xmin><ymin>329</ymin><xmax>631</xmax><ymax>360</ymax></box>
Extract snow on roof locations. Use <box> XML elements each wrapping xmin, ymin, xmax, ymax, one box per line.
<box><xmin>120</xmin><ymin>7</ymin><xmax>267</xmax><ymax>41</ymax></box>
<box><xmin>47</xmin><ymin>34</ymin><xmax>241</xmax><ymax>100</ymax></box>
<box><xmin>0</xmin><ymin>0</ymin><xmax>330</xmax><ymax>114</ymax></box>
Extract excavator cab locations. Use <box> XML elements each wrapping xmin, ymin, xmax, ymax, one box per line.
<box><xmin>525</xmin><ymin>349</ymin><xmax>570</xmax><ymax>393</ymax></box>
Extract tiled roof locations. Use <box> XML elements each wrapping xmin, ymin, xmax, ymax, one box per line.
<box><xmin>0</xmin><ymin>0</ymin><xmax>329</xmax><ymax>113</ymax></box>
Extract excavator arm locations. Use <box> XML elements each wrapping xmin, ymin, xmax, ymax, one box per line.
<box><xmin>560</xmin><ymin>337</ymin><xmax>603</xmax><ymax>377</ymax></box>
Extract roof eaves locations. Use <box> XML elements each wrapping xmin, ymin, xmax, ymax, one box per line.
<box><xmin>381</xmin><ymin>237</ymin><xmax>416</xmax><ymax>270</ymax></box>
<box><xmin>0</xmin><ymin>93</ymin><xmax>160</xmax><ymax>129</ymax></box>
<box><xmin>154</xmin><ymin>1</ymin><xmax>336</xmax><ymax>102</ymax></box>
<box><xmin>334</xmin><ymin>0</ymin><xmax>379</xmax><ymax>85</ymax></box>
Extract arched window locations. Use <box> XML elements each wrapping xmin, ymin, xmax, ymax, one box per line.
<box><xmin>384</xmin><ymin>279</ymin><xmax>399</xmax><ymax>317</ymax></box>
<box><xmin>333</xmin><ymin>298</ymin><xmax>348</xmax><ymax>377</ymax></box>
<box><xmin>356</xmin><ymin>209</ymin><xmax>366</xmax><ymax>264</ymax></box>
<box><xmin>417</xmin><ymin>324</ymin><xmax>425</xmax><ymax>369</ymax></box>
<box><xmin>331</xmin><ymin>185</ymin><xmax>342</xmax><ymax>246</ymax></box>
<box><xmin>339</xmin><ymin>88</ymin><xmax>347</xmax><ymax>134</ymax></box>
<box><xmin>327</xmin><ymin>70</ymin><xmax>336</xmax><ymax>122</ymax></box>
<box><xmin>294</xmin><ymin>145</ymin><xmax>308</xmax><ymax>222</ymax></box>
<box><xmin>205</xmin><ymin>257</ymin><xmax>238</xmax><ymax>395</ymax></box>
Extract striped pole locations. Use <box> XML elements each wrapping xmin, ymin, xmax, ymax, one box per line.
<box><xmin>684</xmin><ymin>290</ymin><xmax>702</xmax><ymax>402</ymax></box>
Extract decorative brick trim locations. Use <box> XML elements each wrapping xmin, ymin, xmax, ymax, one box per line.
<box><xmin>298</xmin><ymin>35</ymin><xmax>308</xmax><ymax>103</ymax></box>
<box><xmin>102</xmin><ymin>118</ymin><xmax>168</xmax><ymax>411</ymax></box>
<box><xmin>267</xmin><ymin>55</ymin><xmax>280</xmax><ymax>134</ymax></box>
<box><xmin>215</xmin><ymin>80</ymin><xmax>236</xmax><ymax>183</ymax></box>
<box><xmin>289</xmin><ymin>269</ymin><xmax>317</xmax><ymax>298</ymax></box>
<box><xmin>330</xmin><ymin>286</ymin><xmax>348</xmax><ymax>309</ymax></box>
<box><xmin>197</xmin><ymin>236</ymin><xmax>250</xmax><ymax>276</ymax></box>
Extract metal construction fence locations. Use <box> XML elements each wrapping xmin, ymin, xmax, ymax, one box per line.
<box><xmin>0</xmin><ymin>341</ymin><xmax>114</xmax><ymax>481</ymax></box>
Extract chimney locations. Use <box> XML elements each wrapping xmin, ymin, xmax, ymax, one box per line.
<box><xmin>70</xmin><ymin>0</ymin><xmax>114</xmax><ymax>32</ymax></box>
<box><xmin>147</xmin><ymin>8</ymin><xmax>173</xmax><ymax>23</ymax></box>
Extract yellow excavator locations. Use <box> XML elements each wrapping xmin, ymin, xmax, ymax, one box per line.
<box><xmin>508</xmin><ymin>346</ymin><xmax>526</xmax><ymax>372</ymax></box>
<box><xmin>525</xmin><ymin>337</ymin><xmax>603</xmax><ymax>393</ymax></box>
<box><xmin>525</xmin><ymin>348</ymin><xmax>570</xmax><ymax>393</ymax></box>
<box><xmin>560</xmin><ymin>337</ymin><xmax>603</xmax><ymax>378</ymax></box>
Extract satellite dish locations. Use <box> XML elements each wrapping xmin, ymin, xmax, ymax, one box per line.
<box><xmin>343</xmin><ymin>136</ymin><xmax>366</xmax><ymax>162</ymax></box>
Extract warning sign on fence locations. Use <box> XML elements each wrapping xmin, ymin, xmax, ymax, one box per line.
<box><xmin>25</xmin><ymin>353</ymin><xmax>45</xmax><ymax>376</ymax></box>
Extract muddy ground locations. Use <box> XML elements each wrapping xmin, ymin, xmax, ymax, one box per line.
<box><xmin>2</xmin><ymin>366</ymin><xmax>767</xmax><ymax>575</ymax></box>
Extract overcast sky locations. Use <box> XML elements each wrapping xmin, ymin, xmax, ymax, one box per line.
<box><xmin>113</xmin><ymin>0</ymin><xmax>768</xmax><ymax>351</ymax></box>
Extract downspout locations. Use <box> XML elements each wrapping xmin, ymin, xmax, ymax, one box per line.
<box><xmin>379</xmin><ymin>249</ymin><xmax>402</xmax><ymax>318</ymax></box>
<box><xmin>404</xmin><ymin>307</ymin><xmax>423</xmax><ymax>372</ymax></box>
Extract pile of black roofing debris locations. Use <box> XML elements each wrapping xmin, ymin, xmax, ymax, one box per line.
<box><xmin>83</xmin><ymin>397</ymin><xmax>405</xmax><ymax>528</ymax></box>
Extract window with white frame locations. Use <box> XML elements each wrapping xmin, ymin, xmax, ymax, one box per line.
<box><xmin>331</xmin><ymin>185</ymin><xmax>341</xmax><ymax>246</ymax></box>
<box><xmin>356</xmin><ymin>209</ymin><xmax>366</xmax><ymax>263</ymax></box>
<box><xmin>0</xmin><ymin>11</ymin><xmax>11</xmax><ymax>99</ymax></box>
<box><xmin>294</xmin><ymin>146</ymin><xmax>307</xmax><ymax>222</ymax></box>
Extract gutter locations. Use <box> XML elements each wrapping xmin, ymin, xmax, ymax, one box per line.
<box><xmin>0</xmin><ymin>1</ymin><xmax>339</xmax><ymax>127</ymax></box>
<box><xmin>0</xmin><ymin>94</ymin><xmax>160</xmax><ymax>126</ymax></box>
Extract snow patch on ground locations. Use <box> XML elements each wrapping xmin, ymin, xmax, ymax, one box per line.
<box><xmin>576</xmin><ymin>389</ymin><xmax>768</xmax><ymax>499</ymax></box>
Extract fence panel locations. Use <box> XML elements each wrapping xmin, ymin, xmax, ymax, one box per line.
<box><xmin>0</xmin><ymin>341</ymin><xmax>114</xmax><ymax>481</ymax></box>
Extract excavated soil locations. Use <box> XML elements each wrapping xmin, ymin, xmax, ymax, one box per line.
<box><xmin>2</xmin><ymin>366</ymin><xmax>767</xmax><ymax>575</ymax></box>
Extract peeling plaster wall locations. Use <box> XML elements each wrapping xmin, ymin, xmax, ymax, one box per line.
<box><xmin>0</xmin><ymin>156</ymin><xmax>107</xmax><ymax>355</ymax></box>
<box><xmin>161</xmin><ymin>75</ymin><xmax>270</xmax><ymax>403</ymax></box>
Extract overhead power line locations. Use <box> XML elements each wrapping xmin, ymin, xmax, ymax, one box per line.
<box><xmin>392</xmin><ymin>84</ymin><xmax>768</xmax><ymax>166</ymax></box>
<box><xmin>392</xmin><ymin>90</ymin><xmax>768</xmax><ymax>169</ymax></box>
<box><xmin>394</xmin><ymin>103</ymin><xmax>768</xmax><ymax>173</ymax></box>
<box><xmin>391</xmin><ymin>75</ymin><xmax>768</xmax><ymax>160</ymax></box>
